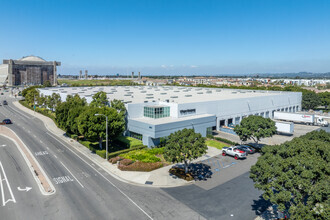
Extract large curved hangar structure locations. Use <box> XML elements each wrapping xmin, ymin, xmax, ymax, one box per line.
<box><xmin>0</xmin><ymin>55</ymin><xmax>61</xmax><ymax>86</ymax></box>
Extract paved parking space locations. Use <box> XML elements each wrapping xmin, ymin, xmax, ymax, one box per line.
<box><xmin>194</xmin><ymin>153</ymin><xmax>260</xmax><ymax>190</ymax></box>
<box><xmin>214</xmin><ymin>123</ymin><xmax>321</xmax><ymax>145</ymax></box>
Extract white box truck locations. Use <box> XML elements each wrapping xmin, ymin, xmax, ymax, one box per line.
<box><xmin>275</xmin><ymin>121</ymin><xmax>294</xmax><ymax>135</ymax></box>
<box><xmin>273</xmin><ymin>112</ymin><xmax>328</xmax><ymax>126</ymax></box>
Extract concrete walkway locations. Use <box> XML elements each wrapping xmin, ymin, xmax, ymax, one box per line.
<box><xmin>13</xmin><ymin>101</ymin><xmax>223</xmax><ymax>187</ymax></box>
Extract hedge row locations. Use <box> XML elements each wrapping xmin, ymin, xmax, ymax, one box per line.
<box><xmin>108</xmin><ymin>145</ymin><xmax>147</xmax><ymax>159</ymax></box>
<box><xmin>207</xmin><ymin>134</ymin><xmax>239</xmax><ymax>146</ymax></box>
<box><xmin>19</xmin><ymin>100</ymin><xmax>56</xmax><ymax>122</ymax></box>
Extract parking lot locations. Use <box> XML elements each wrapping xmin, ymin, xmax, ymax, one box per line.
<box><xmin>193</xmin><ymin>152</ymin><xmax>260</xmax><ymax>190</ymax></box>
<box><xmin>214</xmin><ymin>123</ymin><xmax>321</xmax><ymax>146</ymax></box>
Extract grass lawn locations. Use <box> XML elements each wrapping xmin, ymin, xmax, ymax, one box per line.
<box><xmin>205</xmin><ymin>139</ymin><xmax>230</xmax><ymax>150</ymax></box>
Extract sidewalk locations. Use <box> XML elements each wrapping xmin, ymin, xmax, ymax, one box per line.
<box><xmin>13</xmin><ymin>101</ymin><xmax>223</xmax><ymax>187</ymax></box>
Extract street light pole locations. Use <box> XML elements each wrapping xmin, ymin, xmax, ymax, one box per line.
<box><xmin>95</xmin><ymin>114</ymin><xmax>108</xmax><ymax>160</ymax></box>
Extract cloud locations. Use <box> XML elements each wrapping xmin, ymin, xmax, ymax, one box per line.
<box><xmin>191</xmin><ymin>65</ymin><xmax>198</xmax><ymax>68</ymax></box>
<box><xmin>161</xmin><ymin>65</ymin><xmax>167</xmax><ymax>68</ymax></box>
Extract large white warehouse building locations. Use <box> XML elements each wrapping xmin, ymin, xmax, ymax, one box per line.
<box><xmin>39</xmin><ymin>86</ymin><xmax>302</xmax><ymax>147</ymax></box>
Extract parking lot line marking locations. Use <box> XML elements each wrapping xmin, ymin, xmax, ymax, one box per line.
<box><xmin>60</xmin><ymin>161</ymin><xmax>84</xmax><ymax>188</ymax></box>
<box><xmin>54</xmin><ymin>155</ymin><xmax>57</xmax><ymax>159</ymax></box>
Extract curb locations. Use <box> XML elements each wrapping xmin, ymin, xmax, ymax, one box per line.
<box><xmin>13</xmin><ymin>101</ymin><xmax>191</xmax><ymax>188</ymax></box>
<box><xmin>0</xmin><ymin>129</ymin><xmax>56</xmax><ymax>196</ymax></box>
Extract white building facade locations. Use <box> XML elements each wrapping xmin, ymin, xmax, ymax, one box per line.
<box><xmin>39</xmin><ymin>86</ymin><xmax>302</xmax><ymax>147</ymax></box>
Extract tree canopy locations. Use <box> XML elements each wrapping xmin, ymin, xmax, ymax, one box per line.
<box><xmin>234</xmin><ymin>115</ymin><xmax>276</xmax><ymax>143</ymax></box>
<box><xmin>90</xmin><ymin>91</ymin><xmax>109</xmax><ymax>107</ymax></box>
<box><xmin>250</xmin><ymin>130</ymin><xmax>330</xmax><ymax>219</ymax></box>
<box><xmin>164</xmin><ymin>128</ymin><xmax>207</xmax><ymax>173</ymax></box>
<box><xmin>77</xmin><ymin>106</ymin><xmax>125</xmax><ymax>142</ymax></box>
<box><xmin>302</xmin><ymin>92</ymin><xmax>321</xmax><ymax>110</ymax></box>
<box><xmin>110</xmin><ymin>99</ymin><xmax>126</xmax><ymax>115</ymax></box>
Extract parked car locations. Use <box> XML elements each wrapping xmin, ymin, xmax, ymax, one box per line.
<box><xmin>245</xmin><ymin>143</ymin><xmax>266</xmax><ymax>152</ymax></box>
<box><xmin>237</xmin><ymin>145</ymin><xmax>255</xmax><ymax>154</ymax></box>
<box><xmin>222</xmin><ymin>146</ymin><xmax>247</xmax><ymax>160</ymax></box>
<box><xmin>3</xmin><ymin>100</ymin><xmax>8</xmax><ymax>105</ymax></box>
<box><xmin>1</xmin><ymin>119</ymin><xmax>12</xmax><ymax>124</ymax></box>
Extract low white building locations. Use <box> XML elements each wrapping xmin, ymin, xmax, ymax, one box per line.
<box><xmin>39</xmin><ymin>86</ymin><xmax>302</xmax><ymax>147</ymax></box>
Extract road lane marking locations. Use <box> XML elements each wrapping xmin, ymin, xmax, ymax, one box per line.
<box><xmin>54</xmin><ymin>155</ymin><xmax>58</xmax><ymax>159</ymax></box>
<box><xmin>35</xmin><ymin>151</ymin><xmax>49</xmax><ymax>156</ymax></box>
<box><xmin>33</xmin><ymin>135</ymin><xmax>37</xmax><ymax>138</ymax></box>
<box><xmin>6</xmin><ymin>105</ymin><xmax>31</xmax><ymax>119</ymax></box>
<box><xmin>40</xmin><ymin>140</ymin><xmax>43</xmax><ymax>143</ymax></box>
<box><xmin>0</xmin><ymin>161</ymin><xmax>17</xmax><ymax>206</ymax></box>
<box><xmin>53</xmin><ymin>176</ymin><xmax>74</xmax><ymax>185</ymax></box>
<box><xmin>60</xmin><ymin>161</ymin><xmax>84</xmax><ymax>188</ymax></box>
<box><xmin>17</xmin><ymin>186</ymin><xmax>32</xmax><ymax>192</ymax></box>
<box><xmin>46</xmin><ymin>132</ymin><xmax>153</xmax><ymax>220</ymax></box>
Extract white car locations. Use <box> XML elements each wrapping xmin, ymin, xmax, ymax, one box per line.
<box><xmin>222</xmin><ymin>146</ymin><xmax>247</xmax><ymax>160</ymax></box>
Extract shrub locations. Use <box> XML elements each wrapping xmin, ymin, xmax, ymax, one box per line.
<box><xmin>214</xmin><ymin>137</ymin><xmax>239</xmax><ymax>146</ymax></box>
<box><xmin>96</xmin><ymin>150</ymin><xmax>106</xmax><ymax>159</ymax></box>
<box><xmin>108</xmin><ymin>145</ymin><xmax>147</xmax><ymax>158</ymax></box>
<box><xmin>109</xmin><ymin>156</ymin><xmax>123</xmax><ymax>164</ymax></box>
<box><xmin>169</xmin><ymin>167</ymin><xmax>194</xmax><ymax>181</ymax></box>
<box><xmin>115</xmin><ymin>136</ymin><xmax>143</xmax><ymax>148</ymax></box>
<box><xmin>118</xmin><ymin>161</ymin><xmax>163</xmax><ymax>172</ymax></box>
<box><xmin>148</xmin><ymin>147</ymin><xmax>165</xmax><ymax>155</ymax></box>
<box><xmin>120</xmin><ymin>149</ymin><xmax>161</xmax><ymax>163</ymax></box>
<box><xmin>119</xmin><ymin>158</ymin><xmax>133</xmax><ymax>166</ymax></box>
<box><xmin>71</xmin><ymin>134</ymin><xmax>78</xmax><ymax>140</ymax></box>
<box><xmin>206</xmin><ymin>134</ymin><xmax>214</xmax><ymax>139</ymax></box>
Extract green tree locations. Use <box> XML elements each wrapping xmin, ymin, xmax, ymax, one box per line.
<box><xmin>43</xmin><ymin>80</ymin><xmax>52</xmax><ymax>87</ymax></box>
<box><xmin>234</xmin><ymin>115</ymin><xmax>276</xmax><ymax>143</ymax></box>
<box><xmin>66</xmin><ymin>105</ymin><xmax>87</xmax><ymax>134</ymax></box>
<box><xmin>318</xmin><ymin>92</ymin><xmax>330</xmax><ymax>109</ymax></box>
<box><xmin>25</xmin><ymin>88</ymin><xmax>40</xmax><ymax>106</ymax></box>
<box><xmin>38</xmin><ymin>94</ymin><xmax>46</xmax><ymax>107</ymax></box>
<box><xmin>55</xmin><ymin>94</ymin><xmax>87</xmax><ymax>130</ymax></box>
<box><xmin>52</xmin><ymin>93</ymin><xmax>62</xmax><ymax>110</ymax></box>
<box><xmin>77</xmin><ymin>106</ymin><xmax>125</xmax><ymax>146</ymax></box>
<box><xmin>164</xmin><ymin>128</ymin><xmax>207</xmax><ymax>173</ymax></box>
<box><xmin>90</xmin><ymin>91</ymin><xmax>108</xmax><ymax>107</ymax></box>
<box><xmin>46</xmin><ymin>95</ymin><xmax>55</xmax><ymax>111</ymax></box>
<box><xmin>302</xmin><ymin>92</ymin><xmax>322</xmax><ymax>110</ymax></box>
<box><xmin>250</xmin><ymin>130</ymin><xmax>330</xmax><ymax>219</ymax></box>
<box><xmin>110</xmin><ymin>99</ymin><xmax>126</xmax><ymax>115</ymax></box>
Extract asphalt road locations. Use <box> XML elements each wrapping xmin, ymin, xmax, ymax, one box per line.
<box><xmin>0</xmin><ymin>93</ymin><xmax>266</xmax><ymax>220</ymax></box>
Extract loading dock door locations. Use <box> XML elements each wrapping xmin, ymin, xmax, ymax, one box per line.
<box><xmin>220</xmin><ymin>120</ymin><xmax>225</xmax><ymax>127</ymax></box>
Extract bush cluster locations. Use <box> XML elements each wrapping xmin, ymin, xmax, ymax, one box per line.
<box><xmin>109</xmin><ymin>156</ymin><xmax>123</xmax><ymax>164</ymax></box>
<box><xmin>118</xmin><ymin>161</ymin><xmax>163</xmax><ymax>172</ymax></box>
<box><xmin>119</xmin><ymin>158</ymin><xmax>134</xmax><ymax>166</ymax></box>
<box><xmin>108</xmin><ymin>145</ymin><xmax>147</xmax><ymax>159</ymax></box>
<box><xmin>119</xmin><ymin>148</ymin><xmax>164</xmax><ymax>163</ymax></box>
<box><xmin>206</xmin><ymin>134</ymin><xmax>238</xmax><ymax>146</ymax></box>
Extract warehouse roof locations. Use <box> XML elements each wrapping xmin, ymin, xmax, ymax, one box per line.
<box><xmin>39</xmin><ymin>86</ymin><xmax>296</xmax><ymax>104</ymax></box>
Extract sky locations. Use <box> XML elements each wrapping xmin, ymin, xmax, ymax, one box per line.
<box><xmin>0</xmin><ymin>0</ymin><xmax>330</xmax><ymax>75</ymax></box>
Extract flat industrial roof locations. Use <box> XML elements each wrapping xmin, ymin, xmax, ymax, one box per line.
<box><xmin>39</xmin><ymin>86</ymin><xmax>294</xmax><ymax>104</ymax></box>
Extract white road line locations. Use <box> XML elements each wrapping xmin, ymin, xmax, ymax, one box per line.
<box><xmin>0</xmin><ymin>161</ymin><xmax>16</xmax><ymax>206</ymax></box>
<box><xmin>46</xmin><ymin>132</ymin><xmax>153</xmax><ymax>220</ymax></box>
<box><xmin>6</xmin><ymin>105</ymin><xmax>31</xmax><ymax>119</ymax></box>
<box><xmin>33</xmin><ymin>135</ymin><xmax>37</xmax><ymax>138</ymax></box>
<box><xmin>54</xmin><ymin>155</ymin><xmax>58</xmax><ymax>159</ymax></box>
<box><xmin>60</xmin><ymin>161</ymin><xmax>84</xmax><ymax>188</ymax></box>
<box><xmin>40</xmin><ymin>140</ymin><xmax>43</xmax><ymax>143</ymax></box>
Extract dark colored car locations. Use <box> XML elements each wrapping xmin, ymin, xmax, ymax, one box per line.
<box><xmin>2</xmin><ymin>119</ymin><xmax>12</xmax><ymax>124</ymax></box>
<box><xmin>3</xmin><ymin>100</ymin><xmax>8</xmax><ymax>105</ymax></box>
<box><xmin>245</xmin><ymin>143</ymin><xmax>266</xmax><ymax>152</ymax></box>
<box><xmin>238</xmin><ymin>145</ymin><xmax>255</xmax><ymax>154</ymax></box>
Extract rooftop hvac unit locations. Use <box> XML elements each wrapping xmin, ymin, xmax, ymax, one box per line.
<box><xmin>206</xmin><ymin>91</ymin><xmax>212</xmax><ymax>93</ymax></box>
<box><xmin>197</xmin><ymin>92</ymin><xmax>203</xmax><ymax>94</ymax></box>
<box><xmin>124</xmin><ymin>94</ymin><xmax>131</xmax><ymax>96</ymax></box>
<box><xmin>174</xmin><ymin>91</ymin><xmax>180</xmax><ymax>92</ymax></box>
<box><xmin>140</xmin><ymin>91</ymin><xmax>147</xmax><ymax>93</ymax></box>
<box><xmin>160</xmin><ymin>93</ymin><xmax>167</xmax><ymax>95</ymax></box>
<box><xmin>146</xmin><ymin>94</ymin><xmax>153</xmax><ymax>96</ymax></box>
<box><xmin>232</xmin><ymin>92</ymin><xmax>237</xmax><ymax>94</ymax></box>
<box><xmin>144</xmin><ymin>101</ymin><xmax>148</xmax><ymax>103</ymax></box>
<box><xmin>170</xmin><ymin>96</ymin><xmax>178</xmax><ymax>98</ymax></box>
<box><xmin>146</xmin><ymin>97</ymin><xmax>154</xmax><ymax>99</ymax></box>
<box><xmin>216</xmin><ymin>89</ymin><xmax>221</xmax><ymax>92</ymax></box>
<box><xmin>185</xmin><ymin>95</ymin><xmax>192</xmax><ymax>97</ymax></box>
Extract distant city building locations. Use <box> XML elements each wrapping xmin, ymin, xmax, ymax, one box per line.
<box><xmin>0</xmin><ymin>55</ymin><xmax>60</xmax><ymax>86</ymax></box>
